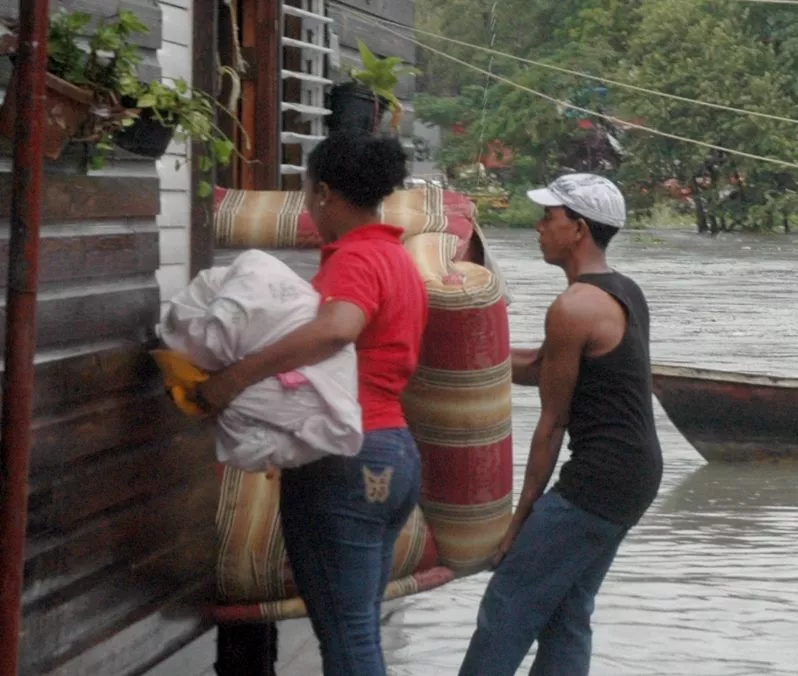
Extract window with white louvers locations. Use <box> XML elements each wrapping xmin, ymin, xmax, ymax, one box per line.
<box><xmin>280</xmin><ymin>0</ymin><xmax>332</xmax><ymax>181</ymax></box>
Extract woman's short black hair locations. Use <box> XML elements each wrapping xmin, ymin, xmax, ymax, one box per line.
<box><xmin>307</xmin><ymin>131</ymin><xmax>408</xmax><ymax>210</ymax></box>
<box><xmin>564</xmin><ymin>206</ymin><xmax>619</xmax><ymax>251</ymax></box>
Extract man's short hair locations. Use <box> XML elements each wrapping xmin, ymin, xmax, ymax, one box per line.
<box><xmin>564</xmin><ymin>206</ymin><xmax>619</xmax><ymax>251</ymax></box>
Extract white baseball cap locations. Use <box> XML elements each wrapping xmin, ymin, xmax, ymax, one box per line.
<box><xmin>527</xmin><ymin>173</ymin><xmax>626</xmax><ymax>229</ymax></box>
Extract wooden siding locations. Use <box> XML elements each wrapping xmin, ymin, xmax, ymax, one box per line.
<box><xmin>157</xmin><ymin>0</ymin><xmax>194</xmax><ymax>302</ymax></box>
<box><xmin>0</xmin><ymin>1</ymin><xmax>218</xmax><ymax>674</ymax></box>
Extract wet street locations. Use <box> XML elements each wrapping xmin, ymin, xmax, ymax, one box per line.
<box><xmin>277</xmin><ymin>228</ymin><xmax>798</xmax><ymax>675</ymax></box>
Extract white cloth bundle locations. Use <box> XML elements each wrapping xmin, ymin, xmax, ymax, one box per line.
<box><xmin>158</xmin><ymin>249</ymin><xmax>363</xmax><ymax>470</ymax></box>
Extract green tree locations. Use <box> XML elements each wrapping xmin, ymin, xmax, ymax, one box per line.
<box><xmin>415</xmin><ymin>0</ymin><xmax>798</xmax><ymax>232</ymax></box>
<box><xmin>613</xmin><ymin>0</ymin><xmax>798</xmax><ymax>231</ymax></box>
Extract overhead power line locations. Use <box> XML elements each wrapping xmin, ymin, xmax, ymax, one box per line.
<box><xmin>335</xmin><ymin>2</ymin><xmax>798</xmax><ymax>128</ymax></box>
<box><xmin>337</xmin><ymin>6</ymin><xmax>798</xmax><ymax>171</ymax></box>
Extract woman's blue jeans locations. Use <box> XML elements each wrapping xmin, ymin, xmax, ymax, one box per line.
<box><xmin>280</xmin><ymin>428</ymin><xmax>421</xmax><ymax>676</ymax></box>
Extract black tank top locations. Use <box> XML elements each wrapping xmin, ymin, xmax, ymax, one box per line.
<box><xmin>553</xmin><ymin>271</ymin><xmax>663</xmax><ymax>527</ymax></box>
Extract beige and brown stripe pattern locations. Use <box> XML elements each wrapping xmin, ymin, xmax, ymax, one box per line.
<box><xmin>420</xmin><ymin>496</ymin><xmax>513</xmax><ymax>573</ymax></box>
<box><xmin>411</xmin><ymin>360</ymin><xmax>511</xmax><ymax>389</ymax></box>
<box><xmin>215</xmin><ymin>467</ymin><xmax>441</xmax><ymax>607</ymax></box>
<box><xmin>216</xmin><ymin>565</ymin><xmax>456</xmax><ymax>623</ymax></box>
<box><xmin>379</xmin><ymin>184</ymin><xmax>448</xmax><ymax>235</ymax></box>
<box><xmin>210</xmin><ymin>187</ymin><xmax>515</xmax><ymax>623</ymax></box>
<box><xmin>216</xmin><ymin>469</ymin><xmax>293</xmax><ymax>603</ymax></box>
<box><xmin>390</xmin><ymin>505</ymin><xmax>433</xmax><ymax>580</ymax></box>
<box><xmin>405</xmin><ymin>233</ymin><xmax>504</xmax><ymax>311</ymax></box>
<box><xmin>214</xmin><ymin>189</ymin><xmax>247</xmax><ymax>247</ymax></box>
<box><xmin>402</xmin><ymin>231</ymin><xmax>514</xmax><ymax>574</ymax></box>
<box><xmin>275</xmin><ymin>191</ymin><xmax>306</xmax><ymax>247</ymax></box>
<box><xmin>215</xmin><ymin>191</ymin><xmax>307</xmax><ymax>249</ymax></box>
<box><xmin>404</xmin><ymin>361</ymin><xmax>512</xmax><ymax>447</ymax></box>
<box><xmin>214</xmin><ymin>185</ymin><xmax>476</xmax><ymax>250</ymax></box>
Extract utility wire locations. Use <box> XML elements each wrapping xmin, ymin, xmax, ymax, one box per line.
<box><xmin>736</xmin><ymin>0</ymin><xmax>798</xmax><ymax>5</ymax></box>
<box><xmin>338</xmin><ymin>7</ymin><xmax>798</xmax><ymax>171</ymax></box>
<box><xmin>474</xmin><ymin>1</ymin><xmax>500</xmax><ymax>185</ymax></box>
<box><xmin>337</xmin><ymin>3</ymin><xmax>798</xmax><ymax>127</ymax></box>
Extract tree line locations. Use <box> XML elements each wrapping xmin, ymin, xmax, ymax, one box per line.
<box><xmin>414</xmin><ymin>0</ymin><xmax>798</xmax><ymax>232</ymax></box>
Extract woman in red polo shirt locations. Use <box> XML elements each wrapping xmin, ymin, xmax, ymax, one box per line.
<box><xmin>195</xmin><ymin>132</ymin><xmax>428</xmax><ymax>675</ymax></box>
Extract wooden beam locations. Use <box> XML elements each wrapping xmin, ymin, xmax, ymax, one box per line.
<box><xmin>190</xmin><ymin>0</ymin><xmax>219</xmax><ymax>277</ymax></box>
<box><xmin>329</xmin><ymin>6</ymin><xmax>416</xmax><ymax>64</ymax></box>
<box><xmin>253</xmin><ymin>0</ymin><xmax>281</xmax><ymax>189</ymax></box>
<box><xmin>0</xmin><ymin>229</ymin><xmax>159</xmax><ymax>287</ymax></box>
<box><xmin>0</xmin><ymin>282</ymin><xmax>161</xmax><ymax>351</ymax></box>
<box><xmin>332</xmin><ymin>0</ymin><xmax>415</xmax><ymax>27</ymax></box>
<box><xmin>216</xmin><ymin>0</ymin><xmax>237</xmax><ymax>188</ymax></box>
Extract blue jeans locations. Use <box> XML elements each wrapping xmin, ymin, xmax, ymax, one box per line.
<box><xmin>459</xmin><ymin>491</ymin><xmax>628</xmax><ymax>676</ymax></box>
<box><xmin>280</xmin><ymin>428</ymin><xmax>421</xmax><ymax>676</ymax></box>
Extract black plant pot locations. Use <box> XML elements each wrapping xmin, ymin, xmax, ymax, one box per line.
<box><xmin>114</xmin><ymin>106</ymin><xmax>176</xmax><ymax>159</ymax></box>
<box><xmin>327</xmin><ymin>82</ymin><xmax>389</xmax><ymax>134</ymax></box>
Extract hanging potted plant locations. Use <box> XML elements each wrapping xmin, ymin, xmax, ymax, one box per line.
<box><xmin>112</xmin><ymin>66</ymin><xmax>244</xmax><ymax>163</ymax></box>
<box><xmin>327</xmin><ymin>39</ymin><xmax>419</xmax><ymax>134</ymax></box>
<box><xmin>0</xmin><ymin>9</ymin><xmax>146</xmax><ymax>160</ymax></box>
<box><xmin>112</xmin><ymin>93</ymin><xmax>176</xmax><ymax>159</ymax></box>
<box><xmin>0</xmin><ymin>9</ymin><xmax>248</xmax><ymax>195</ymax></box>
<box><xmin>111</xmin><ymin>76</ymin><xmax>248</xmax><ymax>197</ymax></box>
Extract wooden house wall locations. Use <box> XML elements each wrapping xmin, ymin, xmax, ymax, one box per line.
<box><xmin>156</xmin><ymin>0</ymin><xmax>194</xmax><ymax>306</ymax></box>
<box><xmin>0</xmin><ymin>1</ymin><xmax>218</xmax><ymax>674</ymax></box>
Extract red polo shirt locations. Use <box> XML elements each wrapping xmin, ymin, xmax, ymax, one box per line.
<box><xmin>313</xmin><ymin>224</ymin><xmax>428</xmax><ymax>432</ymax></box>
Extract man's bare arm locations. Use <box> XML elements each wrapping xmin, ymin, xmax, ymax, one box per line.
<box><xmin>511</xmin><ymin>345</ymin><xmax>544</xmax><ymax>386</ymax></box>
<box><xmin>494</xmin><ymin>296</ymin><xmax>589</xmax><ymax>565</ymax></box>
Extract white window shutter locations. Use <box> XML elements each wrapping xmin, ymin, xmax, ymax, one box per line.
<box><xmin>280</xmin><ymin>0</ymin><xmax>332</xmax><ymax>179</ymax></box>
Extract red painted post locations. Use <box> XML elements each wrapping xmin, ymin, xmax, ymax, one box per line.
<box><xmin>0</xmin><ymin>0</ymin><xmax>49</xmax><ymax>672</ymax></box>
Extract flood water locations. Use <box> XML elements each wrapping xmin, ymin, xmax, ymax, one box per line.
<box><xmin>277</xmin><ymin>228</ymin><xmax>798</xmax><ymax>675</ymax></box>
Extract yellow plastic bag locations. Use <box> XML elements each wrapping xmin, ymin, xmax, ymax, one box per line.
<box><xmin>150</xmin><ymin>349</ymin><xmax>209</xmax><ymax>418</ymax></box>
<box><xmin>150</xmin><ymin>348</ymin><xmax>278</xmax><ymax>479</ymax></box>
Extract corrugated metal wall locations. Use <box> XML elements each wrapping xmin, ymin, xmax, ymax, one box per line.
<box><xmin>0</xmin><ymin>1</ymin><xmax>218</xmax><ymax>674</ymax></box>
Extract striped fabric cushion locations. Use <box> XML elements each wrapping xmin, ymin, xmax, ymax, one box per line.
<box><xmin>215</xmin><ymin>467</ymin><xmax>447</xmax><ymax>618</ymax></box>
<box><xmin>212</xmin><ymin>566</ymin><xmax>456</xmax><ymax>625</ymax></box>
<box><xmin>213</xmin><ymin>185</ymin><xmax>476</xmax><ymax>253</ymax></box>
<box><xmin>216</xmin><ymin>469</ymin><xmax>294</xmax><ymax>604</ymax></box>
<box><xmin>403</xmin><ymin>233</ymin><xmax>514</xmax><ymax>574</ymax></box>
<box><xmin>211</xmin><ymin>188</ymin><xmax>513</xmax><ymax>624</ymax></box>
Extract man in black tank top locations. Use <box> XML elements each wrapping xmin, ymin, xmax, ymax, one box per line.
<box><xmin>460</xmin><ymin>174</ymin><xmax>663</xmax><ymax>676</ymax></box>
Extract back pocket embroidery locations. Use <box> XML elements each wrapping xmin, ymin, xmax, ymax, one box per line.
<box><xmin>362</xmin><ymin>466</ymin><xmax>394</xmax><ymax>504</ymax></box>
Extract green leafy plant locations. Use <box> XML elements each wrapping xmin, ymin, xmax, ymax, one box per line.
<box><xmin>417</xmin><ymin>0</ymin><xmax>798</xmax><ymax>234</ymax></box>
<box><xmin>350</xmin><ymin>39</ymin><xmax>420</xmax><ymax>125</ymax></box>
<box><xmin>46</xmin><ymin>10</ymin><xmax>93</xmax><ymax>84</ymax></box>
<box><xmin>44</xmin><ymin>9</ymin><xmax>150</xmax><ymax>160</ymax></box>
<box><xmin>35</xmin><ymin>9</ymin><xmax>246</xmax><ymax>191</ymax></box>
<box><xmin>132</xmin><ymin>78</ymin><xmax>247</xmax><ymax>197</ymax></box>
<box><xmin>47</xmin><ymin>9</ymin><xmax>145</xmax><ymax>105</ymax></box>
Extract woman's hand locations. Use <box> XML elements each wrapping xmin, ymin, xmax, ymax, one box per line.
<box><xmin>191</xmin><ymin>367</ymin><xmax>246</xmax><ymax>415</ymax></box>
